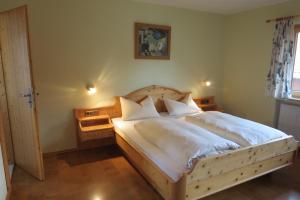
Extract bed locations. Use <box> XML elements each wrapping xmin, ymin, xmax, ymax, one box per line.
<box><xmin>99</xmin><ymin>85</ymin><xmax>298</xmax><ymax>200</ymax></box>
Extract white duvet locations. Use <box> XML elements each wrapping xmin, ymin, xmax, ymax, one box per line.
<box><xmin>185</xmin><ymin>111</ymin><xmax>287</xmax><ymax>147</ymax></box>
<box><xmin>134</xmin><ymin>118</ymin><xmax>239</xmax><ymax>170</ymax></box>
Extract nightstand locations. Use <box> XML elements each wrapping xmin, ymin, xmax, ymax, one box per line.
<box><xmin>74</xmin><ymin>109</ymin><xmax>115</xmax><ymax>149</ymax></box>
<box><xmin>193</xmin><ymin>96</ymin><xmax>223</xmax><ymax>112</ymax></box>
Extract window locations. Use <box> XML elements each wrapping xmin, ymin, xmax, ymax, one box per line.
<box><xmin>292</xmin><ymin>25</ymin><xmax>300</xmax><ymax>98</ymax></box>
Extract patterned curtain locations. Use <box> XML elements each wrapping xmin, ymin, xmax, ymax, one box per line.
<box><xmin>266</xmin><ymin>19</ymin><xmax>295</xmax><ymax>99</ymax></box>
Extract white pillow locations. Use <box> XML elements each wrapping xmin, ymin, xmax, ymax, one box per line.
<box><xmin>120</xmin><ymin>96</ymin><xmax>160</xmax><ymax>120</ymax></box>
<box><xmin>164</xmin><ymin>94</ymin><xmax>201</xmax><ymax>116</ymax></box>
<box><xmin>182</xmin><ymin>94</ymin><xmax>201</xmax><ymax>111</ymax></box>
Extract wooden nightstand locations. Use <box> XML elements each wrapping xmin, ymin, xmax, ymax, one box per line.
<box><xmin>74</xmin><ymin>109</ymin><xmax>115</xmax><ymax>149</ymax></box>
<box><xmin>193</xmin><ymin>96</ymin><xmax>223</xmax><ymax>112</ymax></box>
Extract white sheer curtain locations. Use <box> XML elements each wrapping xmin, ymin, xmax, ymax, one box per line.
<box><xmin>266</xmin><ymin>19</ymin><xmax>295</xmax><ymax>99</ymax></box>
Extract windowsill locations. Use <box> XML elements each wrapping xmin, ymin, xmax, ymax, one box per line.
<box><xmin>279</xmin><ymin>95</ymin><xmax>300</xmax><ymax>106</ymax></box>
<box><xmin>292</xmin><ymin>91</ymin><xmax>300</xmax><ymax>99</ymax></box>
<box><xmin>289</xmin><ymin>97</ymin><xmax>300</xmax><ymax>102</ymax></box>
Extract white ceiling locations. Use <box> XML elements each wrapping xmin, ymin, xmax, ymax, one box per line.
<box><xmin>133</xmin><ymin>0</ymin><xmax>288</xmax><ymax>15</ymax></box>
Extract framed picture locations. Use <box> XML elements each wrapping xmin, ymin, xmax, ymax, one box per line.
<box><xmin>135</xmin><ymin>23</ymin><xmax>171</xmax><ymax>60</ymax></box>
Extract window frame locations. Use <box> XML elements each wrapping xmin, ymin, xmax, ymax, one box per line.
<box><xmin>291</xmin><ymin>25</ymin><xmax>300</xmax><ymax>98</ymax></box>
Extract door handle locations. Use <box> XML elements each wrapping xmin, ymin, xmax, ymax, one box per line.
<box><xmin>23</xmin><ymin>93</ymin><xmax>31</xmax><ymax>97</ymax></box>
<box><xmin>22</xmin><ymin>89</ymin><xmax>34</xmax><ymax>108</ymax></box>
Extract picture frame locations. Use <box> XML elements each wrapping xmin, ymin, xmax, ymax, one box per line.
<box><xmin>134</xmin><ymin>22</ymin><xmax>171</xmax><ymax>60</ymax></box>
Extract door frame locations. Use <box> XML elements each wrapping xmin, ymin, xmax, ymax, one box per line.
<box><xmin>0</xmin><ymin>26</ymin><xmax>12</xmax><ymax>198</ymax></box>
<box><xmin>0</xmin><ymin>115</ymin><xmax>12</xmax><ymax>199</ymax></box>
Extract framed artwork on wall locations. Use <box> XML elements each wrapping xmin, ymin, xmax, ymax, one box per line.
<box><xmin>134</xmin><ymin>22</ymin><xmax>171</xmax><ymax>60</ymax></box>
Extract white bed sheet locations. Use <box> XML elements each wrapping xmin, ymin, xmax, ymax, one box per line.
<box><xmin>184</xmin><ymin>112</ymin><xmax>289</xmax><ymax>147</ymax></box>
<box><xmin>161</xmin><ymin>111</ymin><xmax>289</xmax><ymax>147</ymax></box>
<box><xmin>112</xmin><ymin>117</ymin><xmax>183</xmax><ymax>182</ymax></box>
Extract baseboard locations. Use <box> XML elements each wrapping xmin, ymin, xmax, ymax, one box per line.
<box><xmin>43</xmin><ymin>148</ymin><xmax>78</xmax><ymax>158</ymax></box>
<box><xmin>43</xmin><ymin>141</ymin><xmax>118</xmax><ymax>158</ymax></box>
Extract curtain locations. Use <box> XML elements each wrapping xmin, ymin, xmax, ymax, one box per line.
<box><xmin>266</xmin><ymin>19</ymin><xmax>295</xmax><ymax>99</ymax></box>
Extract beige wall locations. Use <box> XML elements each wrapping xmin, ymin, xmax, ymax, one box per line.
<box><xmin>0</xmin><ymin>146</ymin><xmax>7</xmax><ymax>200</ymax></box>
<box><xmin>1</xmin><ymin>0</ymin><xmax>298</xmax><ymax>153</ymax></box>
<box><xmin>222</xmin><ymin>0</ymin><xmax>300</xmax><ymax>126</ymax></box>
<box><xmin>0</xmin><ymin>0</ymin><xmax>225</xmax><ymax>153</ymax></box>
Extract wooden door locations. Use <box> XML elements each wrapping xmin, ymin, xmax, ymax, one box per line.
<box><xmin>0</xmin><ymin>6</ymin><xmax>44</xmax><ymax>180</ymax></box>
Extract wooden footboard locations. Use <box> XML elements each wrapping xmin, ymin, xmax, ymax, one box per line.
<box><xmin>184</xmin><ymin>136</ymin><xmax>298</xmax><ymax>200</ymax></box>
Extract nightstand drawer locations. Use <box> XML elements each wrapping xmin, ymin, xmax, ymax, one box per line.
<box><xmin>80</xmin><ymin>129</ymin><xmax>114</xmax><ymax>142</ymax></box>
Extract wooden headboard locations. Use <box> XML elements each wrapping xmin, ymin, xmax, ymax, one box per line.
<box><xmin>74</xmin><ymin>85</ymin><xmax>190</xmax><ymax>119</ymax></box>
<box><xmin>123</xmin><ymin>85</ymin><xmax>190</xmax><ymax>112</ymax></box>
<box><xmin>125</xmin><ymin>85</ymin><xmax>189</xmax><ymax>101</ymax></box>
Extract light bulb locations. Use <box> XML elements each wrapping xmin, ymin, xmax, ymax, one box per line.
<box><xmin>205</xmin><ymin>81</ymin><xmax>211</xmax><ymax>87</ymax></box>
<box><xmin>87</xmin><ymin>87</ymin><xmax>96</xmax><ymax>95</ymax></box>
<box><xmin>86</xmin><ymin>83</ymin><xmax>97</xmax><ymax>95</ymax></box>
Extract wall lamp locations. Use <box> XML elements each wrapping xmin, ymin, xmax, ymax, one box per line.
<box><xmin>87</xmin><ymin>83</ymin><xmax>97</xmax><ymax>95</ymax></box>
<box><xmin>202</xmin><ymin>80</ymin><xmax>211</xmax><ymax>87</ymax></box>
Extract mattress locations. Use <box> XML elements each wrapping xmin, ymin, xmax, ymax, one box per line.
<box><xmin>112</xmin><ymin>117</ymin><xmax>183</xmax><ymax>182</ymax></box>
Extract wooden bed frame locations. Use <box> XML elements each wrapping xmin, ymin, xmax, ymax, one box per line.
<box><xmin>87</xmin><ymin>85</ymin><xmax>299</xmax><ymax>200</ymax></box>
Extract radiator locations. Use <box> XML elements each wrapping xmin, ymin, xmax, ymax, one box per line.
<box><xmin>277</xmin><ymin>103</ymin><xmax>300</xmax><ymax>142</ymax></box>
